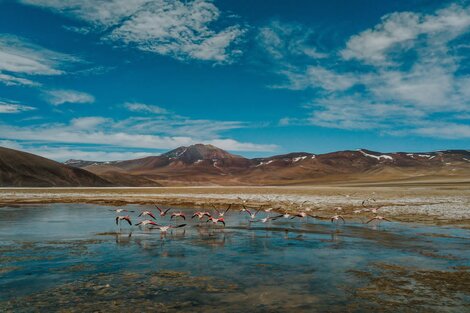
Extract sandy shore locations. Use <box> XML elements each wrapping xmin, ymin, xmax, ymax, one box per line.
<box><xmin>1</xmin><ymin>184</ymin><xmax>470</xmax><ymax>228</ymax></box>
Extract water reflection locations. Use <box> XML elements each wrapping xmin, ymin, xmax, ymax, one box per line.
<box><xmin>0</xmin><ymin>203</ymin><xmax>469</xmax><ymax>312</ymax></box>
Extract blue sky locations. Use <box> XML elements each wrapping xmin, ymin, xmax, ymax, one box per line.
<box><xmin>0</xmin><ymin>0</ymin><xmax>469</xmax><ymax>161</ymax></box>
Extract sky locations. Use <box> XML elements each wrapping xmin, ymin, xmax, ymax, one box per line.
<box><xmin>0</xmin><ymin>0</ymin><xmax>470</xmax><ymax>161</ymax></box>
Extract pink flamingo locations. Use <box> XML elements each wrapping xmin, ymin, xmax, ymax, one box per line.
<box><xmin>331</xmin><ymin>215</ymin><xmax>345</xmax><ymax>224</ymax></box>
<box><xmin>207</xmin><ymin>216</ymin><xmax>226</xmax><ymax>226</ymax></box>
<box><xmin>139</xmin><ymin>211</ymin><xmax>156</xmax><ymax>220</ymax></box>
<box><xmin>171</xmin><ymin>212</ymin><xmax>186</xmax><ymax>220</ymax></box>
<box><xmin>135</xmin><ymin>220</ymin><xmax>159</xmax><ymax>227</ymax></box>
<box><xmin>155</xmin><ymin>204</ymin><xmax>172</xmax><ymax>217</ymax></box>
<box><xmin>115</xmin><ymin>215</ymin><xmax>132</xmax><ymax>226</ymax></box>
<box><xmin>212</xmin><ymin>204</ymin><xmax>232</xmax><ymax>217</ymax></box>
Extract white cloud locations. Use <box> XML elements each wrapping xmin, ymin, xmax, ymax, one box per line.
<box><xmin>411</xmin><ymin>122</ymin><xmax>470</xmax><ymax>139</ymax></box>
<box><xmin>21</xmin><ymin>0</ymin><xmax>150</xmax><ymax>28</ymax></box>
<box><xmin>262</xmin><ymin>4</ymin><xmax>470</xmax><ymax>139</ymax></box>
<box><xmin>0</xmin><ymin>35</ymin><xmax>69</xmax><ymax>75</ymax></box>
<box><xmin>70</xmin><ymin>116</ymin><xmax>110</xmax><ymax>129</ymax></box>
<box><xmin>114</xmin><ymin>116</ymin><xmax>248</xmax><ymax>139</ymax></box>
<box><xmin>0</xmin><ymin>101</ymin><xmax>277</xmax><ymax>153</ymax></box>
<box><xmin>0</xmin><ymin>34</ymin><xmax>80</xmax><ymax>87</ymax></box>
<box><xmin>0</xmin><ymin>121</ymin><xmax>276</xmax><ymax>152</ymax></box>
<box><xmin>307</xmin><ymin>95</ymin><xmax>426</xmax><ymax>130</ymax></box>
<box><xmin>21</xmin><ymin>0</ymin><xmax>246</xmax><ymax>63</ymax></box>
<box><xmin>0</xmin><ymin>73</ymin><xmax>38</xmax><ymax>87</ymax></box>
<box><xmin>125</xmin><ymin>102</ymin><xmax>169</xmax><ymax>114</ymax></box>
<box><xmin>0</xmin><ymin>139</ymin><xmax>157</xmax><ymax>161</ymax></box>
<box><xmin>0</xmin><ymin>140</ymin><xmax>23</xmax><ymax>150</ymax></box>
<box><xmin>0</xmin><ymin>101</ymin><xmax>36</xmax><ymax>113</ymax></box>
<box><xmin>258</xmin><ymin>20</ymin><xmax>327</xmax><ymax>61</ymax></box>
<box><xmin>274</xmin><ymin>66</ymin><xmax>359</xmax><ymax>91</ymax></box>
<box><xmin>43</xmin><ymin>89</ymin><xmax>95</xmax><ymax>105</ymax></box>
<box><xmin>341</xmin><ymin>4</ymin><xmax>470</xmax><ymax>65</ymax></box>
<box><xmin>27</xmin><ymin>147</ymin><xmax>157</xmax><ymax>162</ymax></box>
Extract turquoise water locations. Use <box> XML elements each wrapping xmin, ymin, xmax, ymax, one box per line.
<box><xmin>0</xmin><ymin>204</ymin><xmax>469</xmax><ymax>312</ymax></box>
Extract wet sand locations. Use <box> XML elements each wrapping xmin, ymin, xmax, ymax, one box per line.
<box><xmin>1</xmin><ymin>184</ymin><xmax>469</xmax><ymax>228</ymax></box>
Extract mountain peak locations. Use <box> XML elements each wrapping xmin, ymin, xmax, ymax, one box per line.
<box><xmin>163</xmin><ymin>144</ymin><xmax>239</xmax><ymax>163</ymax></box>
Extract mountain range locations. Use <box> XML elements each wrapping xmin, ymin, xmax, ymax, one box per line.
<box><xmin>1</xmin><ymin>144</ymin><xmax>469</xmax><ymax>187</ymax></box>
<box><xmin>0</xmin><ymin>146</ymin><xmax>111</xmax><ymax>187</ymax></box>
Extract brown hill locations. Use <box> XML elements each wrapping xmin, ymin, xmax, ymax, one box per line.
<box><xmin>0</xmin><ymin>146</ymin><xmax>112</xmax><ymax>187</ymax></box>
<box><xmin>66</xmin><ymin>145</ymin><xmax>470</xmax><ymax>186</ymax></box>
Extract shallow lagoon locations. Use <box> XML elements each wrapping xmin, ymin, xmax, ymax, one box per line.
<box><xmin>0</xmin><ymin>204</ymin><xmax>469</xmax><ymax>312</ymax></box>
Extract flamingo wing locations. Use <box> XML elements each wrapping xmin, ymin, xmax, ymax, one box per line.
<box><xmin>224</xmin><ymin>204</ymin><xmax>232</xmax><ymax>213</ymax></box>
<box><xmin>115</xmin><ymin>216</ymin><xmax>119</xmax><ymax>225</ymax></box>
<box><xmin>124</xmin><ymin>217</ymin><xmax>132</xmax><ymax>225</ymax></box>
<box><xmin>154</xmin><ymin>205</ymin><xmax>162</xmax><ymax>213</ymax></box>
<box><xmin>164</xmin><ymin>208</ymin><xmax>172</xmax><ymax>215</ymax></box>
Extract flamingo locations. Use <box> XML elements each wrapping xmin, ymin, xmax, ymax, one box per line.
<box><xmin>368</xmin><ymin>205</ymin><xmax>384</xmax><ymax>214</ymax></box>
<box><xmin>291</xmin><ymin>212</ymin><xmax>320</xmax><ymax>220</ymax></box>
<box><xmin>109</xmin><ymin>208</ymin><xmax>134</xmax><ymax>213</ymax></box>
<box><xmin>282</xmin><ymin>212</ymin><xmax>292</xmax><ymax>219</ymax></box>
<box><xmin>207</xmin><ymin>216</ymin><xmax>225</xmax><ymax>226</ymax></box>
<box><xmin>366</xmin><ymin>215</ymin><xmax>391</xmax><ymax>224</ymax></box>
<box><xmin>115</xmin><ymin>215</ymin><xmax>132</xmax><ymax>226</ymax></box>
<box><xmin>155</xmin><ymin>204</ymin><xmax>171</xmax><ymax>217</ymax></box>
<box><xmin>139</xmin><ymin>211</ymin><xmax>156</xmax><ymax>220</ymax></box>
<box><xmin>135</xmin><ymin>220</ymin><xmax>159</xmax><ymax>227</ymax></box>
<box><xmin>192</xmin><ymin>211</ymin><xmax>211</xmax><ymax>220</ymax></box>
<box><xmin>243</xmin><ymin>206</ymin><xmax>261</xmax><ymax>220</ymax></box>
<box><xmin>150</xmin><ymin>224</ymin><xmax>187</xmax><ymax>233</ymax></box>
<box><xmin>255</xmin><ymin>214</ymin><xmax>283</xmax><ymax>223</ymax></box>
<box><xmin>263</xmin><ymin>207</ymin><xmax>274</xmax><ymax>213</ymax></box>
<box><xmin>212</xmin><ymin>204</ymin><xmax>231</xmax><ymax>217</ymax></box>
<box><xmin>331</xmin><ymin>215</ymin><xmax>345</xmax><ymax>224</ymax></box>
<box><xmin>171</xmin><ymin>212</ymin><xmax>186</xmax><ymax>220</ymax></box>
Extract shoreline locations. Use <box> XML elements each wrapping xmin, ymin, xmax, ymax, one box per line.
<box><xmin>1</xmin><ymin>186</ymin><xmax>469</xmax><ymax>228</ymax></box>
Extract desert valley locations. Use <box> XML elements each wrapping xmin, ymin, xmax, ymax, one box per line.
<box><xmin>1</xmin><ymin>0</ymin><xmax>470</xmax><ymax>312</ymax></box>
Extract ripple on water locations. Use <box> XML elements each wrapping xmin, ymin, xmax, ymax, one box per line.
<box><xmin>0</xmin><ymin>203</ymin><xmax>469</xmax><ymax>312</ymax></box>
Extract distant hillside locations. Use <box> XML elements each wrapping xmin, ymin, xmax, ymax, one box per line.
<box><xmin>0</xmin><ymin>147</ymin><xmax>112</xmax><ymax>187</ymax></box>
<box><xmin>1</xmin><ymin>144</ymin><xmax>469</xmax><ymax>187</ymax></box>
<box><xmin>66</xmin><ymin>144</ymin><xmax>470</xmax><ymax>186</ymax></box>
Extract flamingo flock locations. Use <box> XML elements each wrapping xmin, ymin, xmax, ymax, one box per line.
<box><xmin>109</xmin><ymin>198</ymin><xmax>393</xmax><ymax>233</ymax></box>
